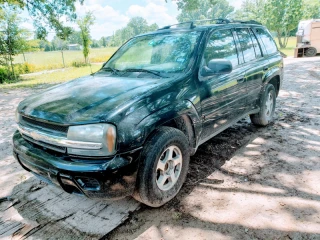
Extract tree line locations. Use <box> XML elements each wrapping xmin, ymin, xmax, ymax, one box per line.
<box><xmin>177</xmin><ymin>0</ymin><xmax>320</xmax><ymax>48</ymax></box>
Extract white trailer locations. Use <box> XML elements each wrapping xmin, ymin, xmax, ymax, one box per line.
<box><xmin>295</xmin><ymin>19</ymin><xmax>320</xmax><ymax>57</ymax></box>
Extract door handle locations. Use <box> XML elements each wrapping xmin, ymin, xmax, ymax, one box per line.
<box><xmin>263</xmin><ymin>67</ymin><xmax>269</xmax><ymax>71</ymax></box>
<box><xmin>237</xmin><ymin>78</ymin><xmax>245</xmax><ymax>83</ymax></box>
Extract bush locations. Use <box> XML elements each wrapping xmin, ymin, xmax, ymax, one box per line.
<box><xmin>0</xmin><ymin>67</ymin><xmax>20</xmax><ymax>84</ymax></box>
<box><xmin>13</xmin><ymin>63</ymin><xmax>36</xmax><ymax>74</ymax></box>
<box><xmin>0</xmin><ymin>68</ymin><xmax>9</xmax><ymax>84</ymax></box>
<box><xmin>71</xmin><ymin>61</ymin><xmax>90</xmax><ymax>68</ymax></box>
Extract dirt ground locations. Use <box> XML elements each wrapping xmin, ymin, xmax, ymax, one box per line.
<box><xmin>0</xmin><ymin>57</ymin><xmax>320</xmax><ymax>240</ymax></box>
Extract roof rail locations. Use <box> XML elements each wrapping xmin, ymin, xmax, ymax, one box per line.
<box><xmin>158</xmin><ymin>21</ymin><xmax>196</xmax><ymax>30</ymax></box>
<box><xmin>158</xmin><ymin>19</ymin><xmax>262</xmax><ymax>30</ymax></box>
<box><xmin>230</xmin><ymin>20</ymin><xmax>262</xmax><ymax>25</ymax></box>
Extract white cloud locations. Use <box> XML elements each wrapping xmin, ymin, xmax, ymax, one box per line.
<box><xmin>75</xmin><ymin>2</ymin><xmax>129</xmax><ymax>39</ymax></box>
<box><xmin>127</xmin><ymin>2</ymin><xmax>177</xmax><ymax>28</ymax></box>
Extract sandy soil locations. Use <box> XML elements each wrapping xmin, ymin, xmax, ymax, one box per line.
<box><xmin>108</xmin><ymin>57</ymin><xmax>320</xmax><ymax>240</ymax></box>
<box><xmin>0</xmin><ymin>57</ymin><xmax>320</xmax><ymax>240</ymax></box>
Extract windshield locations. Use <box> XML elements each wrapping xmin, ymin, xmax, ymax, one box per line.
<box><xmin>103</xmin><ymin>31</ymin><xmax>202</xmax><ymax>73</ymax></box>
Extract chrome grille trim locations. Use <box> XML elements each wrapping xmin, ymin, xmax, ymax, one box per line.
<box><xmin>17</xmin><ymin>125</ymin><xmax>102</xmax><ymax>150</ymax></box>
<box><xmin>21</xmin><ymin>116</ymin><xmax>68</xmax><ymax>134</ymax></box>
<box><xmin>22</xmin><ymin>134</ymin><xmax>67</xmax><ymax>153</ymax></box>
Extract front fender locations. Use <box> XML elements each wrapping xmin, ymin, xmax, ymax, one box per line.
<box><xmin>119</xmin><ymin>100</ymin><xmax>202</xmax><ymax>152</ymax></box>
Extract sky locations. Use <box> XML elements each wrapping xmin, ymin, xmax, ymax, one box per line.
<box><xmin>21</xmin><ymin>0</ymin><xmax>243</xmax><ymax>41</ymax></box>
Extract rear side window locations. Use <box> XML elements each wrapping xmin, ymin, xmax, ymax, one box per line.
<box><xmin>235</xmin><ymin>28</ymin><xmax>256</xmax><ymax>62</ymax></box>
<box><xmin>203</xmin><ymin>29</ymin><xmax>239</xmax><ymax>67</ymax></box>
<box><xmin>254</xmin><ymin>28</ymin><xmax>278</xmax><ymax>55</ymax></box>
<box><xmin>249</xmin><ymin>29</ymin><xmax>262</xmax><ymax>58</ymax></box>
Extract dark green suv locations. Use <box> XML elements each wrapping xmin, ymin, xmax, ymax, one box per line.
<box><xmin>13</xmin><ymin>19</ymin><xmax>283</xmax><ymax>207</ymax></box>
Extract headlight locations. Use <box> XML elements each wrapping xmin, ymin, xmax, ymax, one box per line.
<box><xmin>15</xmin><ymin>109</ymin><xmax>20</xmax><ymax>123</ymax></box>
<box><xmin>67</xmin><ymin>124</ymin><xmax>116</xmax><ymax>157</ymax></box>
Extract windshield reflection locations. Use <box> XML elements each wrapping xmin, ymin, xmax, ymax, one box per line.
<box><xmin>103</xmin><ymin>31</ymin><xmax>202</xmax><ymax>74</ymax></box>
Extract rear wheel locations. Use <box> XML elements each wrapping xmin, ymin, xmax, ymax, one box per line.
<box><xmin>133</xmin><ymin>127</ymin><xmax>190</xmax><ymax>207</ymax></box>
<box><xmin>305</xmin><ymin>47</ymin><xmax>317</xmax><ymax>57</ymax></box>
<box><xmin>250</xmin><ymin>84</ymin><xmax>276</xmax><ymax>126</ymax></box>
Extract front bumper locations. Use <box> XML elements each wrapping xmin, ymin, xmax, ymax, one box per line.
<box><xmin>12</xmin><ymin>131</ymin><xmax>141</xmax><ymax>200</ymax></box>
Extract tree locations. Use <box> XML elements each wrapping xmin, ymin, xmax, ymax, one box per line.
<box><xmin>264</xmin><ymin>0</ymin><xmax>303</xmax><ymax>48</ymax></box>
<box><xmin>231</xmin><ymin>0</ymin><xmax>266</xmax><ymax>23</ymax></box>
<box><xmin>127</xmin><ymin>17</ymin><xmax>149</xmax><ymax>35</ymax></box>
<box><xmin>90</xmin><ymin>39</ymin><xmax>100</xmax><ymax>48</ymax></box>
<box><xmin>177</xmin><ymin>0</ymin><xmax>234</xmax><ymax>22</ymax></box>
<box><xmin>25</xmin><ymin>39</ymin><xmax>41</xmax><ymax>52</ymax></box>
<box><xmin>0</xmin><ymin>0</ymin><xmax>84</xmax><ymax>39</ymax></box>
<box><xmin>302</xmin><ymin>0</ymin><xmax>320</xmax><ymax>19</ymax></box>
<box><xmin>0</xmin><ymin>4</ymin><xmax>29</xmax><ymax>81</ymax></box>
<box><xmin>109</xmin><ymin>17</ymin><xmax>158</xmax><ymax>47</ymax></box>
<box><xmin>69</xmin><ymin>31</ymin><xmax>82</xmax><ymax>45</ymax></box>
<box><xmin>51</xmin><ymin>36</ymin><xmax>68</xmax><ymax>50</ymax></box>
<box><xmin>77</xmin><ymin>12</ymin><xmax>95</xmax><ymax>63</ymax></box>
<box><xmin>100</xmin><ymin>37</ymin><xmax>108</xmax><ymax>48</ymax></box>
<box><xmin>148</xmin><ymin>23</ymin><xmax>159</xmax><ymax>32</ymax></box>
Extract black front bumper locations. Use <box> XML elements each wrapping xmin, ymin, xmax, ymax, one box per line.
<box><xmin>12</xmin><ymin>131</ymin><xmax>141</xmax><ymax>200</ymax></box>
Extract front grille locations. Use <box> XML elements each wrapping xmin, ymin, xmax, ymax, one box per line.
<box><xmin>22</xmin><ymin>133</ymin><xmax>67</xmax><ymax>153</ymax></box>
<box><xmin>21</xmin><ymin>116</ymin><xmax>68</xmax><ymax>134</ymax></box>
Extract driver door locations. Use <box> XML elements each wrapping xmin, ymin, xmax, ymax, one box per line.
<box><xmin>198</xmin><ymin>29</ymin><xmax>247</xmax><ymax>142</ymax></box>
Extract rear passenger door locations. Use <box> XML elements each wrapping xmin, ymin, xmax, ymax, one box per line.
<box><xmin>253</xmin><ymin>27</ymin><xmax>283</xmax><ymax>89</ymax></box>
<box><xmin>234</xmin><ymin>28</ymin><xmax>268</xmax><ymax>111</ymax></box>
<box><xmin>198</xmin><ymin>29</ymin><xmax>247</xmax><ymax>142</ymax></box>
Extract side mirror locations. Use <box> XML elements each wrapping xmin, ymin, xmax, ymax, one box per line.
<box><xmin>201</xmin><ymin>59</ymin><xmax>233</xmax><ymax>77</ymax></box>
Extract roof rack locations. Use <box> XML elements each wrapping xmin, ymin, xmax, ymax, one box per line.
<box><xmin>230</xmin><ymin>20</ymin><xmax>262</xmax><ymax>25</ymax></box>
<box><xmin>158</xmin><ymin>19</ymin><xmax>262</xmax><ymax>30</ymax></box>
<box><xmin>158</xmin><ymin>21</ymin><xmax>196</xmax><ymax>30</ymax></box>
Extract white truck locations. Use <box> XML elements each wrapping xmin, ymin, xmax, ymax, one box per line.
<box><xmin>295</xmin><ymin>19</ymin><xmax>320</xmax><ymax>57</ymax></box>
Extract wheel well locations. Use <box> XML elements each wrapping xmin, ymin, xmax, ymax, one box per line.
<box><xmin>161</xmin><ymin>115</ymin><xmax>196</xmax><ymax>151</ymax></box>
<box><xmin>268</xmin><ymin>76</ymin><xmax>280</xmax><ymax>97</ymax></box>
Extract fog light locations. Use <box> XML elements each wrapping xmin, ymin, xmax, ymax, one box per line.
<box><xmin>76</xmin><ymin>177</ymin><xmax>100</xmax><ymax>191</ymax></box>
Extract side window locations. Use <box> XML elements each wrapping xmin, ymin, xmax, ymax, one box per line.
<box><xmin>254</xmin><ymin>28</ymin><xmax>278</xmax><ymax>55</ymax></box>
<box><xmin>203</xmin><ymin>29</ymin><xmax>239</xmax><ymax>67</ymax></box>
<box><xmin>235</xmin><ymin>28</ymin><xmax>256</xmax><ymax>62</ymax></box>
<box><xmin>249</xmin><ymin>29</ymin><xmax>262</xmax><ymax>58</ymax></box>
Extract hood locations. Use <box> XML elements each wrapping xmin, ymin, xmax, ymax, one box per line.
<box><xmin>18</xmin><ymin>74</ymin><xmax>167</xmax><ymax>124</ymax></box>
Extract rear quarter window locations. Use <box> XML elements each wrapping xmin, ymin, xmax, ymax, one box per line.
<box><xmin>253</xmin><ymin>28</ymin><xmax>278</xmax><ymax>55</ymax></box>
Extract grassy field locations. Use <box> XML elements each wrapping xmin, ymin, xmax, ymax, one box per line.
<box><xmin>275</xmin><ymin>37</ymin><xmax>296</xmax><ymax>57</ymax></box>
<box><xmin>14</xmin><ymin>48</ymin><xmax>118</xmax><ymax>72</ymax></box>
<box><xmin>0</xmin><ymin>64</ymin><xmax>102</xmax><ymax>89</ymax></box>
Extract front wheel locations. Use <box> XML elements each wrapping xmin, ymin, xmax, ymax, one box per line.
<box><xmin>250</xmin><ymin>84</ymin><xmax>276</xmax><ymax>126</ymax></box>
<box><xmin>133</xmin><ymin>127</ymin><xmax>190</xmax><ymax>207</ymax></box>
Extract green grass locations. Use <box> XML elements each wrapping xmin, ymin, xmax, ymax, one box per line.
<box><xmin>274</xmin><ymin>37</ymin><xmax>296</xmax><ymax>56</ymax></box>
<box><xmin>14</xmin><ymin>48</ymin><xmax>118</xmax><ymax>72</ymax></box>
<box><xmin>0</xmin><ymin>64</ymin><xmax>102</xmax><ymax>89</ymax></box>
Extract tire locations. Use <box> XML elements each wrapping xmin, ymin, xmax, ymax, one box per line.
<box><xmin>133</xmin><ymin>127</ymin><xmax>190</xmax><ymax>207</ymax></box>
<box><xmin>250</xmin><ymin>84</ymin><xmax>276</xmax><ymax>126</ymax></box>
<box><xmin>305</xmin><ymin>47</ymin><xmax>317</xmax><ymax>57</ymax></box>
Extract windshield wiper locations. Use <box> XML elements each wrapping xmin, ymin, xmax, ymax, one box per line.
<box><xmin>102</xmin><ymin>67</ymin><xmax>120</xmax><ymax>75</ymax></box>
<box><xmin>121</xmin><ymin>68</ymin><xmax>168</xmax><ymax>78</ymax></box>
